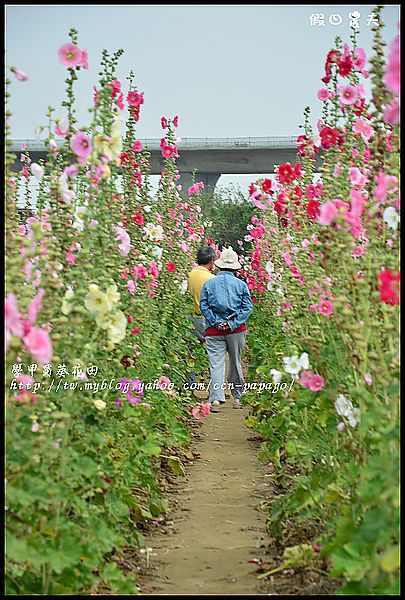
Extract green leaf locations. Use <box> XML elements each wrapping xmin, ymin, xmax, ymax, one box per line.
<box><xmin>166</xmin><ymin>455</ymin><xmax>185</xmax><ymax>475</ymax></box>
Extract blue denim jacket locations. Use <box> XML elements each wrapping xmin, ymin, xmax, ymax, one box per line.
<box><xmin>199</xmin><ymin>271</ymin><xmax>253</xmax><ymax>331</ymax></box>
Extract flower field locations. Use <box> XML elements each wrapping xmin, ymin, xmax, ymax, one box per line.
<box><xmin>5</xmin><ymin>7</ymin><xmax>399</xmax><ymax>597</ymax></box>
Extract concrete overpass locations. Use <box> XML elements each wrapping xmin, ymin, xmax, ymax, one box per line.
<box><xmin>9</xmin><ymin>136</ymin><xmax>318</xmax><ymax>193</ymax></box>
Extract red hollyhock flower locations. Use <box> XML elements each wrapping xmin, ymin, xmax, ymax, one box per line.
<box><xmin>378</xmin><ymin>268</ymin><xmax>400</xmax><ymax>305</ymax></box>
<box><xmin>338</xmin><ymin>55</ymin><xmax>353</xmax><ymax>77</ymax></box>
<box><xmin>293</xmin><ymin>185</ymin><xmax>303</xmax><ymax>199</ymax></box>
<box><xmin>261</xmin><ymin>178</ymin><xmax>273</xmax><ymax>193</ymax></box>
<box><xmin>248</xmin><ymin>182</ymin><xmax>257</xmax><ymax>196</ymax></box>
<box><xmin>278</xmin><ymin>163</ymin><xmax>295</xmax><ymax>185</ymax></box>
<box><xmin>353</xmin><ymin>98</ymin><xmax>366</xmax><ymax>116</ymax></box>
<box><xmin>320</xmin><ymin>126</ymin><xmax>340</xmax><ymax>149</ymax></box>
<box><xmin>293</xmin><ymin>163</ymin><xmax>303</xmax><ymax>179</ymax></box>
<box><xmin>133</xmin><ymin>213</ymin><xmax>144</xmax><ymax>226</ymax></box>
<box><xmin>166</xmin><ymin>262</ymin><xmax>176</xmax><ymax>272</ymax></box>
<box><xmin>307</xmin><ymin>199</ymin><xmax>320</xmax><ymax>220</ymax></box>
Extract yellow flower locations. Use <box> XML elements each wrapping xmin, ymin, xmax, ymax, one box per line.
<box><xmin>88</xmin><ymin>284</ymin><xmax>99</xmax><ymax>294</ymax></box>
<box><xmin>106</xmin><ymin>284</ymin><xmax>120</xmax><ymax>305</ymax></box>
<box><xmin>106</xmin><ymin>341</ymin><xmax>115</xmax><ymax>351</ymax></box>
<box><xmin>61</xmin><ymin>300</ymin><xmax>73</xmax><ymax>316</ymax></box>
<box><xmin>94</xmin><ymin>399</ymin><xmax>106</xmax><ymax>411</ymax></box>
<box><xmin>95</xmin><ymin>311</ymin><xmax>111</xmax><ymax>329</ymax></box>
<box><xmin>107</xmin><ymin>311</ymin><xmax>127</xmax><ymax>344</ymax></box>
<box><xmin>84</xmin><ymin>289</ymin><xmax>112</xmax><ymax>315</ymax></box>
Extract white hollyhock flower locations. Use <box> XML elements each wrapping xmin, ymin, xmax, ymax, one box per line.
<box><xmin>347</xmin><ymin>407</ymin><xmax>361</xmax><ymax>428</ymax></box>
<box><xmin>270</xmin><ymin>369</ymin><xmax>282</xmax><ymax>384</ymax></box>
<box><xmin>283</xmin><ymin>355</ymin><xmax>303</xmax><ymax>375</ymax></box>
<box><xmin>179</xmin><ymin>280</ymin><xmax>188</xmax><ymax>295</ymax></box>
<box><xmin>94</xmin><ymin>399</ymin><xmax>106</xmax><ymax>411</ymax></box>
<box><xmin>299</xmin><ymin>352</ymin><xmax>309</xmax><ymax>370</ymax></box>
<box><xmin>144</xmin><ymin>223</ymin><xmax>164</xmax><ymax>242</ymax></box>
<box><xmin>31</xmin><ymin>162</ymin><xmax>44</xmax><ymax>180</ymax></box>
<box><xmin>265</xmin><ymin>260</ymin><xmax>275</xmax><ymax>274</ymax></box>
<box><xmin>383</xmin><ymin>206</ymin><xmax>400</xmax><ymax>230</ymax></box>
<box><xmin>143</xmin><ymin>205</ymin><xmax>152</xmax><ymax>213</ymax></box>
<box><xmin>335</xmin><ymin>394</ymin><xmax>353</xmax><ymax>418</ymax></box>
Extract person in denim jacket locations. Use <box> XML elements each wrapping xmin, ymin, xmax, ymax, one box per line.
<box><xmin>200</xmin><ymin>246</ymin><xmax>253</xmax><ymax>412</ymax></box>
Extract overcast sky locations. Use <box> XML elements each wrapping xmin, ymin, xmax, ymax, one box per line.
<box><xmin>5</xmin><ymin>4</ymin><xmax>400</xmax><ymax>191</ymax></box>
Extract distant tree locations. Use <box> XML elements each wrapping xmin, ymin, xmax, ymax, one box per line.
<box><xmin>198</xmin><ymin>184</ymin><xmax>255</xmax><ymax>252</ymax></box>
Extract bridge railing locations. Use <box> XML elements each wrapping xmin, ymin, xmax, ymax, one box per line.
<box><xmin>9</xmin><ymin>136</ymin><xmax>299</xmax><ymax>153</ymax></box>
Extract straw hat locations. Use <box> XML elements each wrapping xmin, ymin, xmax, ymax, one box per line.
<box><xmin>214</xmin><ymin>246</ymin><xmax>242</xmax><ymax>270</ymax></box>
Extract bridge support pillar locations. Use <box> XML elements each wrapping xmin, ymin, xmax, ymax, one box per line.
<box><xmin>179</xmin><ymin>172</ymin><xmax>221</xmax><ymax>198</ymax></box>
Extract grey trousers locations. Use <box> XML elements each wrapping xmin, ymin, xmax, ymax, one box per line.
<box><xmin>189</xmin><ymin>314</ymin><xmax>206</xmax><ymax>343</ymax></box>
<box><xmin>205</xmin><ymin>331</ymin><xmax>246</xmax><ymax>403</ymax></box>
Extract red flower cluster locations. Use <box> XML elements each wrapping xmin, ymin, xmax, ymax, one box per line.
<box><xmin>378</xmin><ymin>268</ymin><xmax>400</xmax><ymax>305</ymax></box>
<box><xmin>277</xmin><ymin>163</ymin><xmax>302</xmax><ymax>185</ymax></box>
<box><xmin>297</xmin><ymin>134</ymin><xmax>319</xmax><ymax>157</ymax></box>
<box><xmin>319</xmin><ymin>126</ymin><xmax>341</xmax><ymax>150</ymax></box>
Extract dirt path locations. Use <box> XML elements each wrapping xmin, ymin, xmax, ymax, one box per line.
<box><xmin>140</xmin><ymin>400</ymin><xmax>267</xmax><ymax>595</ymax></box>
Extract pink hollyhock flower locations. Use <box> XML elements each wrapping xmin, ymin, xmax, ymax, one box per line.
<box><xmin>131</xmin><ymin>140</ymin><xmax>143</xmax><ymax>152</ymax></box>
<box><xmin>31</xmin><ymin>421</ymin><xmax>39</xmax><ymax>433</ymax></box>
<box><xmin>110</xmin><ymin>79</ymin><xmax>121</xmax><ymax>97</ymax></box>
<box><xmin>157</xmin><ymin>376</ymin><xmax>172</xmax><ymax>390</ymax></box>
<box><xmin>353</xmin><ymin>47</ymin><xmax>366</xmax><ymax>70</ymax></box>
<box><xmin>318</xmin><ymin>300</ymin><xmax>333</xmax><ymax>316</ymax></box>
<box><xmin>127</xmin><ymin>280</ymin><xmax>136</xmax><ymax>294</ymax></box>
<box><xmin>353</xmin><ymin>118</ymin><xmax>373</xmax><ymax>141</ymax></box>
<box><xmin>308</xmin><ymin>374</ymin><xmax>324</xmax><ymax>391</ymax></box>
<box><xmin>282</xmin><ymin>252</ymin><xmax>292</xmax><ymax>266</ymax></box>
<box><xmin>28</xmin><ymin>288</ymin><xmax>45</xmax><ymax>324</ymax></box>
<box><xmin>58</xmin><ymin>42</ymin><xmax>82</xmax><ymax>67</ymax></box>
<box><xmin>11</xmin><ymin>67</ymin><xmax>28</xmax><ymax>81</ymax></box>
<box><xmin>300</xmin><ymin>370</ymin><xmax>315</xmax><ymax>388</ymax></box>
<box><xmin>64</xmin><ymin>164</ymin><xmax>78</xmax><ymax>178</ymax></box>
<box><xmin>348</xmin><ymin>167</ymin><xmax>367</xmax><ymax>188</ymax></box>
<box><xmin>55</xmin><ymin>116</ymin><xmax>70</xmax><ymax>137</ymax></box>
<box><xmin>5</xmin><ymin>293</ymin><xmax>24</xmax><ymax>337</ymax></box>
<box><xmin>23</xmin><ymin>327</ymin><xmax>52</xmax><ymax>364</ymax></box>
<box><xmin>127</xmin><ymin>91</ymin><xmax>144</xmax><ymax>107</ymax></box>
<box><xmin>364</xmin><ymin>373</ymin><xmax>373</xmax><ymax>385</ymax></box>
<box><xmin>337</xmin><ymin>84</ymin><xmax>359</xmax><ymax>106</ymax></box>
<box><xmin>305</xmin><ymin>184</ymin><xmax>317</xmax><ymax>200</ymax></box>
<box><xmin>116</xmin><ymin>93</ymin><xmax>124</xmax><ymax>110</ymax></box>
<box><xmin>350</xmin><ymin>189</ymin><xmax>366</xmax><ymax>217</ymax></box>
<box><xmin>22</xmin><ymin>165</ymin><xmax>29</xmax><ymax>179</ymax></box>
<box><xmin>173</xmin><ymin>115</ymin><xmax>179</xmax><ymax>127</ymax></box>
<box><xmin>113</xmin><ymin>226</ymin><xmax>131</xmax><ymax>255</ymax></box>
<box><xmin>161</xmin><ymin>144</ymin><xmax>176</xmax><ymax>159</ymax></box>
<box><xmin>317</xmin><ymin>88</ymin><xmax>330</xmax><ymax>101</ymax></box>
<box><xmin>149</xmin><ymin>261</ymin><xmax>159</xmax><ymax>277</ymax></box>
<box><xmin>351</xmin><ymin>245</ymin><xmax>366</xmax><ymax>259</ymax></box>
<box><xmin>70</xmin><ymin>131</ymin><xmax>92</xmax><ymax>161</ymax></box>
<box><xmin>383</xmin><ymin>98</ymin><xmax>400</xmax><ymax>126</ymax></box>
<box><xmin>191</xmin><ymin>402</ymin><xmax>211</xmax><ymax>419</ymax></box>
<box><xmin>16</xmin><ymin>373</ymin><xmax>35</xmax><ymax>391</ymax></box>
<box><xmin>79</xmin><ymin>49</ymin><xmax>88</xmax><ymax>69</ymax></box>
<box><xmin>384</xmin><ymin>32</ymin><xmax>400</xmax><ymax>95</ymax></box>
<box><xmin>319</xmin><ymin>202</ymin><xmax>338</xmax><ymax>226</ymax></box>
<box><xmin>161</xmin><ymin>117</ymin><xmax>168</xmax><ymax>129</ymax></box>
<box><xmin>337</xmin><ymin>421</ymin><xmax>345</xmax><ymax>431</ymax></box>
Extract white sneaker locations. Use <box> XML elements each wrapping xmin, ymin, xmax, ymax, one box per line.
<box><xmin>211</xmin><ymin>401</ymin><xmax>221</xmax><ymax>413</ymax></box>
<box><xmin>233</xmin><ymin>400</ymin><xmax>242</xmax><ymax>409</ymax></box>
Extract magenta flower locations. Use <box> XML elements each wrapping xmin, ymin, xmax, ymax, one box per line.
<box><xmin>318</xmin><ymin>300</ymin><xmax>333</xmax><ymax>316</ymax></box>
<box><xmin>317</xmin><ymin>88</ymin><xmax>330</xmax><ymax>102</ymax></box>
<box><xmin>127</xmin><ymin>91</ymin><xmax>144</xmax><ymax>107</ymax></box>
<box><xmin>58</xmin><ymin>42</ymin><xmax>82</xmax><ymax>68</ymax></box>
<box><xmin>337</xmin><ymin>84</ymin><xmax>359</xmax><ymax>106</ymax></box>
<box><xmin>131</xmin><ymin>140</ymin><xmax>143</xmax><ymax>152</ymax></box>
<box><xmin>308</xmin><ymin>374</ymin><xmax>325</xmax><ymax>392</ymax></box>
<box><xmin>70</xmin><ymin>131</ymin><xmax>92</xmax><ymax>161</ymax></box>
<box><xmin>23</xmin><ymin>327</ymin><xmax>52</xmax><ymax>365</ymax></box>
<box><xmin>352</xmin><ymin>47</ymin><xmax>366</xmax><ymax>71</ymax></box>
<box><xmin>161</xmin><ymin>117</ymin><xmax>168</xmax><ymax>129</ymax></box>
<box><xmin>383</xmin><ymin>98</ymin><xmax>399</xmax><ymax>126</ymax></box>
<box><xmin>10</xmin><ymin>67</ymin><xmax>28</xmax><ymax>81</ymax></box>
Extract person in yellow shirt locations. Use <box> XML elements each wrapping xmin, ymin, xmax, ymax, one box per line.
<box><xmin>187</xmin><ymin>246</ymin><xmax>216</xmax><ymax>343</ymax></box>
